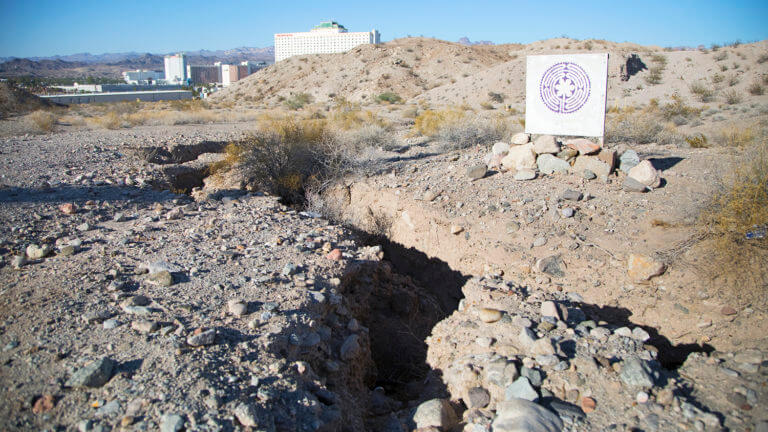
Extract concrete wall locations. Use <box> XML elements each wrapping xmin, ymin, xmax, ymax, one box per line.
<box><xmin>40</xmin><ymin>90</ymin><xmax>193</xmax><ymax>105</ymax></box>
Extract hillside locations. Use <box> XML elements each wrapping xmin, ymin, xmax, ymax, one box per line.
<box><xmin>214</xmin><ymin>37</ymin><xmax>768</xmax><ymax>109</ymax></box>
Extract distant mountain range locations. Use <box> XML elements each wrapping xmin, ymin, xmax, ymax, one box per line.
<box><xmin>0</xmin><ymin>47</ymin><xmax>275</xmax><ymax>79</ymax></box>
<box><xmin>457</xmin><ymin>37</ymin><xmax>494</xmax><ymax>46</ymax></box>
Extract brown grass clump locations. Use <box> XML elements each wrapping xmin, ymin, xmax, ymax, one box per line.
<box><xmin>689</xmin><ymin>81</ymin><xmax>715</xmax><ymax>102</ymax></box>
<box><xmin>714</xmin><ymin>122</ymin><xmax>764</xmax><ymax>147</ymax></box>
<box><xmin>697</xmin><ymin>142</ymin><xmax>768</xmax><ymax>299</ymax></box>
<box><xmin>748</xmin><ymin>81</ymin><xmax>765</xmax><ymax>96</ymax></box>
<box><xmin>721</xmin><ymin>88</ymin><xmax>743</xmax><ymax>105</ymax></box>
<box><xmin>24</xmin><ymin>110</ymin><xmax>58</xmax><ymax>133</ymax></box>
<box><xmin>411</xmin><ymin>108</ymin><xmax>466</xmax><ymax>137</ymax></box>
<box><xmin>605</xmin><ymin>101</ymin><xmax>683</xmax><ymax>145</ymax></box>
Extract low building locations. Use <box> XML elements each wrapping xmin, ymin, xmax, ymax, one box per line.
<box><xmin>164</xmin><ymin>53</ymin><xmax>187</xmax><ymax>84</ymax></box>
<box><xmin>221</xmin><ymin>64</ymin><xmax>249</xmax><ymax>86</ymax></box>
<box><xmin>274</xmin><ymin>21</ymin><xmax>380</xmax><ymax>62</ymax></box>
<box><xmin>122</xmin><ymin>69</ymin><xmax>164</xmax><ymax>84</ymax></box>
<box><xmin>187</xmin><ymin>65</ymin><xmax>221</xmax><ymax>85</ymax></box>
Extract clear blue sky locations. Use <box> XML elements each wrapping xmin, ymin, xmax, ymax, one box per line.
<box><xmin>0</xmin><ymin>0</ymin><xmax>766</xmax><ymax>57</ymax></box>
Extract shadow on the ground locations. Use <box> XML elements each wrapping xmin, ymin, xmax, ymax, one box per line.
<box><xmin>0</xmin><ymin>184</ymin><xmax>178</xmax><ymax>204</ymax></box>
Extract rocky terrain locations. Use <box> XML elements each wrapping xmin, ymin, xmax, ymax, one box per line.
<box><xmin>1</xmin><ymin>36</ymin><xmax>767</xmax><ymax>432</ymax></box>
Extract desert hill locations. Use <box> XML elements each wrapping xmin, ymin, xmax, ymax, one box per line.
<box><xmin>214</xmin><ymin>37</ymin><xmax>768</xmax><ymax>109</ymax></box>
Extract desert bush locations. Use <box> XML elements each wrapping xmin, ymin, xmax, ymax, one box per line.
<box><xmin>329</xmin><ymin>101</ymin><xmax>388</xmax><ymax>130</ymax></box>
<box><xmin>376</xmin><ymin>92</ymin><xmax>402</xmax><ymax>104</ymax></box>
<box><xmin>727</xmin><ymin>74</ymin><xmax>740</xmax><ymax>87</ymax></box>
<box><xmin>713</xmin><ymin>51</ymin><xmax>728</xmax><ymax>61</ymax></box>
<box><xmin>748</xmin><ymin>82</ymin><xmax>765</xmax><ymax>96</ymax></box>
<box><xmin>697</xmin><ymin>141</ymin><xmax>768</xmax><ymax>297</ymax></box>
<box><xmin>660</xmin><ymin>95</ymin><xmax>703</xmax><ymax>119</ymax></box>
<box><xmin>758</xmin><ymin>53</ymin><xmax>768</xmax><ymax>64</ymax></box>
<box><xmin>24</xmin><ymin>110</ymin><xmax>58</xmax><ymax>132</ymax></box>
<box><xmin>92</xmin><ymin>111</ymin><xmax>122</xmax><ymax>129</ymax></box>
<box><xmin>337</xmin><ymin>124</ymin><xmax>398</xmax><ymax>151</ymax></box>
<box><xmin>411</xmin><ymin>108</ymin><xmax>465</xmax><ymax>137</ymax></box>
<box><xmin>721</xmin><ymin>88</ymin><xmax>743</xmax><ymax>105</ymax></box>
<box><xmin>283</xmin><ymin>93</ymin><xmax>312</xmax><ymax>110</ymax></box>
<box><xmin>605</xmin><ymin>107</ymin><xmax>682</xmax><ymax>145</ymax></box>
<box><xmin>689</xmin><ymin>82</ymin><xmax>715</xmax><ymax>102</ymax></box>
<box><xmin>436</xmin><ymin>116</ymin><xmax>508</xmax><ymax>150</ymax></box>
<box><xmin>480</xmin><ymin>102</ymin><xmax>494</xmax><ymax>110</ymax></box>
<box><xmin>215</xmin><ymin>118</ymin><xmax>347</xmax><ymax>204</ymax></box>
<box><xmin>714</xmin><ymin>122</ymin><xmax>762</xmax><ymax>147</ymax></box>
<box><xmin>711</xmin><ymin>73</ymin><xmax>724</xmax><ymax>84</ymax></box>
<box><xmin>685</xmin><ymin>134</ymin><xmax>708</xmax><ymax>148</ymax></box>
<box><xmin>645</xmin><ymin>66</ymin><xmax>664</xmax><ymax>85</ymax></box>
<box><xmin>488</xmin><ymin>92</ymin><xmax>505</xmax><ymax>103</ymax></box>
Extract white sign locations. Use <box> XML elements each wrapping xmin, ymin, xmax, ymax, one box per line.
<box><xmin>525</xmin><ymin>53</ymin><xmax>608</xmax><ymax>138</ymax></box>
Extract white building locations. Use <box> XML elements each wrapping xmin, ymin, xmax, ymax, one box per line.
<box><xmin>122</xmin><ymin>69</ymin><xmax>164</xmax><ymax>84</ymax></box>
<box><xmin>274</xmin><ymin>21</ymin><xmax>380</xmax><ymax>62</ymax></box>
<box><xmin>164</xmin><ymin>53</ymin><xmax>187</xmax><ymax>84</ymax></box>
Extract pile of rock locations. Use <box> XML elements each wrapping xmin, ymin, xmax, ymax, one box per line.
<box><xmin>476</xmin><ymin>133</ymin><xmax>663</xmax><ymax>192</ymax></box>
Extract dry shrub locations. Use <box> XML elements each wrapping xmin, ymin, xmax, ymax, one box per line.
<box><xmin>748</xmin><ymin>81</ymin><xmax>765</xmax><ymax>96</ymax></box>
<box><xmin>697</xmin><ymin>142</ymin><xmax>768</xmax><ymax>298</ymax></box>
<box><xmin>412</xmin><ymin>108</ymin><xmax>466</xmax><ymax>137</ymax></box>
<box><xmin>713</xmin><ymin>122</ymin><xmax>764</xmax><ymax>147</ymax></box>
<box><xmin>721</xmin><ymin>88</ymin><xmax>743</xmax><ymax>105</ymax></box>
<box><xmin>329</xmin><ymin>100</ymin><xmax>388</xmax><ymax>130</ymax></box>
<box><xmin>24</xmin><ymin>110</ymin><xmax>58</xmax><ymax>132</ymax></box>
<box><xmin>435</xmin><ymin>115</ymin><xmax>508</xmax><ymax>150</ymax></box>
<box><xmin>337</xmin><ymin>124</ymin><xmax>398</xmax><ymax>151</ymax></box>
<box><xmin>605</xmin><ymin>103</ymin><xmax>683</xmax><ymax>145</ymax></box>
<box><xmin>91</xmin><ymin>111</ymin><xmax>121</xmax><ymax>129</ymax></box>
<box><xmin>689</xmin><ymin>82</ymin><xmax>715</xmax><ymax>102</ymax></box>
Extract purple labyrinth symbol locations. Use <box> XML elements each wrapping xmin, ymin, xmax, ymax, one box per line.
<box><xmin>539</xmin><ymin>62</ymin><xmax>591</xmax><ymax>114</ymax></box>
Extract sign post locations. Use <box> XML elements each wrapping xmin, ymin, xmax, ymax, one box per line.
<box><xmin>525</xmin><ymin>53</ymin><xmax>608</xmax><ymax>139</ymax></box>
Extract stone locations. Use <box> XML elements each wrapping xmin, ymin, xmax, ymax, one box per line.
<box><xmin>412</xmin><ymin>399</ymin><xmax>458</xmax><ymax>430</ymax></box>
<box><xmin>560</xmin><ymin>208</ymin><xmax>574</xmax><ymax>218</ymax></box>
<box><xmin>467</xmin><ymin>387</ymin><xmax>491</xmax><ymax>408</ymax></box>
<box><xmin>623</xmin><ymin>177</ymin><xmax>649</xmax><ymax>192</ymax></box>
<box><xmin>535</xmin><ymin>255</ymin><xmax>565</xmax><ymax>278</ymax></box>
<box><xmin>632</xmin><ymin>327</ymin><xmax>651</xmax><ymax>342</ymax></box>
<box><xmin>58</xmin><ymin>245</ymin><xmax>76</xmax><ymax>257</ymax></box>
<box><xmin>620</xmin><ymin>357</ymin><xmax>657</xmax><ymax>388</ymax></box>
<box><xmin>478</xmin><ymin>308</ymin><xmax>503</xmax><ymax>323</ymax></box>
<box><xmin>466</xmin><ymin>164</ymin><xmax>487</xmax><ymax>180</ymax></box>
<box><xmin>59</xmin><ymin>203</ymin><xmax>76</xmax><ymax>214</ymax></box>
<box><xmin>66</xmin><ymin>357</ymin><xmax>115</xmax><ymax>388</ymax></box>
<box><xmin>571</xmin><ymin>155</ymin><xmax>612</xmax><ymax>178</ymax></box>
<box><xmin>514</xmin><ymin>169</ymin><xmax>537</xmax><ymax>181</ymax></box>
<box><xmin>228</xmin><ymin>300</ymin><xmax>248</xmax><ymax>316</ymax></box>
<box><xmin>11</xmin><ymin>255</ymin><xmax>26</xmax><ymax>269</ymax></box>
<box><xmin>597</xmin><ymin>149</ymin><xmax>617</xmax><ymax>171</ymax></box>
<box><xmin>581</xmin><ymin>397</ymin><xmax>597</xmax><ymax>413</ymax></box>
<box><xmin>113</xmin><ymin>212</ymin><xmax>127</xmax><ymax>222</ymax></box>
<box><xmin>521</xmin><ymin>367</ymin><xmax>543</xmax><ymax>387</ymax></box>
<box><xmin>566</xmin><ymin>138</ymin><xmax>600</xmax><ymax>154</ymax></box>
<box><xmin>505</xmin><ymin>377</ymin><xmax>539</xmax><ymax>401</ymax></box>
<box><xmin>531</xmin><ymin>338</ymin><xmax>556</xmax><ymax>356</ymax></box>
<box><xmin>518</xmin><ymin>327</ymin><xmax>537</xmax><ymax>350</ymax></box>
<box><xmin>561</xmin><ymin>189</ymin><xmax>583</xmax><ymax>201</ymax></box>
<box><xmin>627</xmin><ymin>254</ymin><xmax>666</xmax><ymax>282</ymax></box>
<box><xmin>26</xmin><ymin>244</ymin><xmax>52</xmax><ymax>259</ymax></box>
<box><xmin>131</xmin><ymin>320</ymin><xmax>158</xmax><ymax>334</ymax></box>
<box><xmin>510</xmin><ymin>132</ymin><xmax>530</xmax><ymax>145</ymax></box>
<box><xmin>540</xmin><ymin>301</ymin><xmax>560</xmax><ymax>320</ymax></box>
<box><xmin>536</xmin><ymin>154</ymin><xmax>570</xmax><ymax>174</ymax></box>
<box><xmin>628</xmin><ymin>160</ymin><xmax>662</xmax><ymax>187</ymax></box>
<box><xmin>234</xmin><ymin>403</ymin><xmax>259</xmax><ymax>427</ymax></box>
<box><xmin>636</xmin><ymin>391</ymin><xmax>650</xmax><ymax>404</ymax></box>
<box><xmin>160</xmin><ymin>413</ymin><xmax>184</xmax><ymax>432</ymax></box>
<box><xmin>582</xmin><ymin>169</ymin><xmax>597</xmax><ymax>180</ymax></box>
<box><xmin>32</xmin><ymin>394</ymin><xmax>55</xmax><ymax>413</ymax></box>
<box><xmin>187</xmin><ymin>329</ymin><xmax>216</xmax><ymax>346</ymax></box>
<box><xmin>340</xmin><ymin>334</ymin><xmax>360</xmax><ymax>360</ymax></box>
<box><xmin>501</xmin><ymin>143</ymin><xmax>537</xmax><ymax>171</ymax></box>
<box><xmin>721</xmin><ymin>306</ymin><xmax>737</xmax><ymax>316</ymax></box>
<box><xmin>533</xmin><ymin>135</ymin><xmax>559</xmax><ymax>154</ymax></box>
<box><xmin>147</xmin><ymin>270</ymin><xmax>173</xmax><ymax>287</ymax></box>
<box><xmin>557</xmin><ymin>147</ymin><xmax>579</xmax><ymax>161</ymax></box>
<box><xmin>492</xmin><ymin>142</ymin><xmax>511</xmax><ymax>155</ymax></box>
<box><xmin>532</xmin><ymin>237</ymin><xmax>547</xmax><ymax>247</ymax></box>
<box><xmin>450</xmin><ymin>225</ymin><xmax>464</xmax><ymax>235</ymax></box>
<box><xmin>76</xmin><ymin>223</ymin><xmax>91</xmax><ymax>232</ymax></box>
<box><xmin>326</xmin><ymin>249</ymin><xmax>343</xmax><ymax>261</ymax></box>
<box><xmin>493</xmin><ymin>398</ymin><xmax>563</xmax><ymax>432</ymax></box>
<box><xmin>620</xmin><ymin>150</ymin><xmax>641</xmax><ymax>173</ymax></box>
<box><xmin>734</xmin><ymin>349</ymin><xmax>763</xmax><ymax>364</ymax></box>
<box><xmin>614</xmin><ymin>327</ymin><xmax>632</xmax><ymax>337</ymax></box>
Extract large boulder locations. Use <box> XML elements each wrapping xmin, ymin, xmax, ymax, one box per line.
<box><xmin>412</xmin><ymin>399</ymin><xmax>458</xmax><ymax>430</ymax></box>
<box><xmin>501</xmin><ymin>143</ymin><xmax>537</xmax><ymax>171</ymax></box>
<box><xmin>565</xmin><ymin>138</ymin><xmax>600</xmax><ymax>155</ymax></box>
<box><xmin>571</xmin><ymin>155</ymin><xmax>612</xmax><ymax>178</ymax></box>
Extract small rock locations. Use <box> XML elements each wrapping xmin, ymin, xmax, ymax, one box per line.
<box><xmin>340</xmin><ymin>334</ymin><xmax>360</xmax><ymax>360</ymax></box>
<box><xmin>566</xmin><ymin>138</ymin><xmax>600</xmax><ymax>154</ymax></box>
<box><xmin>493</xmin><ymin>398</ymin><xmax>563</xmax><ymax>432</ymax></box>
<box><xmin>66</xmin><ymin>357</ymin><xmax>115</xmax><ymax>388</ymax></box>
<box><xmin>160</xmin><ymin>413</ymin><xmax>184</xmax><ymax>432</ymax></box>
<box><xmin>721</xmin><ymin>306</ymin><xmax>737</xmax><ymax>316</ymax></box>
<box><xmin>620</xmin><ymin>150</ymin><xmax>641</xmax><ymax>173</ymax></box>
<box><xmin>26</xmin><ymin>244</ymin><xmax>52</xmax><ymax>259</ymax></box>
<box><xmin>571</xmin><ymin>155</ymin><xmax>612</xmax><ymax>178</ymax></box>
<box><xmin>187</xmin><ymin>328</ymin><xmax>216</xmax><ymax>346</ymax></box>
<box><xmin>32</xmin><ymin>394</ymin><xmax>55</xmax><ymax>413</ymax></box>
<box><xmin>492</xmin><ymin>142</ymin><xmax>511</xmax><ymax>155</ymax></box>
<box><xmin>478</xmin><ymin>308</ymin><xmax>503</xmax><ymax>323</ymax></box>
<box><xmin>581</xmin><ymin>397</ymin><xmax>597</xmax><ymax>413</ymax></box>
<box><xmin>582</xmin><ymin>169</ymin><xmax>597</xmax><ymax>180</ymax></box>
<box><xmin>58</xmin><ymin>245</ymin><xmax>76</xmax><ymax>257</ymax></box>
<box><xmin>560</xmin><ymin>208</ymin><xmax>574</xmax><ymax>218</ymax></box>
<box><xmin>510</xmin><ymin>132</ymin><xmax>530</xmax><ymax>145</ymax></box>
<box><xmin>532</xmin><ymin>237</ymin><xmax>547</xmax><ymax>247</ymax></box>
<box><xmin>467</xmin><ymin>387</ymin><xmax>491</xmax><ymax>408</ymax></box>
<box><xmin>533</xmin><ymin>135</ymin><xmax>559</xmax><ymax>155</ymax></box>
<box><xmin>59</xmin><ymin>203</ymin><xmax>77</xmax><ymax>214</ymax></box>
<box><xmin>233</xmin><ymin>403</ymin><xmax>259</xmax><ymax>427</ymax></box>
<box><xmin>131</xmin><ymin>320</ymin><xmax>158</xmax><ymax>334</ymax></box>
<box><xmin>636</xmin><ymin>391</ymin><xmax>650</xmax><ymax>404</ymax></box>
<box><xmin>535</xmin><ymin>255</ymin><xmax>565</xmax><ymax>278</ymax></box>
<box><xmin>147</xmin><ymin>270</ymin><xmax>173</xmax><ymax>287</ymax></box>
<box><xmin>505</xmin><ymin>377</ymin><xmax>539</xmax><ymax>401</ymax></box>
<box><xmin>627</xmin><ymin>254</ymin><xmax>666</xmax><ymax>282</ymax></box>
<box><xmin>561</xmin><ymin>189</ymin><xmax>583</xmax><ymax>201</ymax></box>
<box><xmin>540</xmin><ymin>301</ymin><xmax>560</xmax><ymax>320</ymax></box>
<box><xmin>466</xmin><ymin>164</ymin><xmax>487</xmax><ymax>180</ymax></box>
<box><xmin>325</xmin><ymin>249</ymin><xmax>342</xmax><ymax>261</ymax></box>
<box><xmin>628</xmin><ymin>160</ymin><xmax>662</xmax><ymax>188</ymax></box>
<box><xmin>623</xmin><ymin>176</ymin><xmax>649</xmax><ymax>192</ymax></box>
<box><xmin>11</xmin><ymin>255</ymin><xmax>26</xmax><ymax>269</ymax></box>
<box><xmin>514</xmin><ymin>169</ymin><xmax>537</xmax><ymax>181</ymax></box>
<box><xmin>502</xmin><ymin>143</ymin><xmax>537</xmax><ymax>171</ymax></box>
<box><xmin>536</xmin><ymin>153</ymin><xmax>570</xmax><ymax>174</ymax></box>
<box><xmin>619</xmin><ymin>357</ymin><xmax>657</xmax><ymax>388</ymax></box>
<box><xmin>450</xmin><ymin>225</ymin><xmax>464</xmax><ymax>235</ymax></box>
<box><xmin>632</xmin><ymin>327</ymin><xmax>651</xmax><ymax>342</ymax></box>
<box><xmin>228</xmin><ymin>300</ymin><xmax>248</xmax><ymax>316</ymax></box>
<box><xmin>76</xmin><ymin>222</ymin><xmax>91</xmax><ymax>232</ymax></box>
<box><xmin>413</xmin><ymin>399</ymin><xmax>458</xmax><ymax>430</ymax></box>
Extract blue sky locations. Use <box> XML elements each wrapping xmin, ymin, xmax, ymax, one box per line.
<box><xmin>0</xmin><ymin>0</ymin><xmax>766</xmax><ymax>57</ymax></box>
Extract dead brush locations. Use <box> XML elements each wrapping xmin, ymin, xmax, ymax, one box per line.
<box><xmin>24</xmin><ymin>110</ymin><xmax>58</xmax><ymax>133</ymax></box>
<box><xmin>696</xmin><ymin>142</ymin><xmax>768</xmax><ymax>300</ymax></box>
